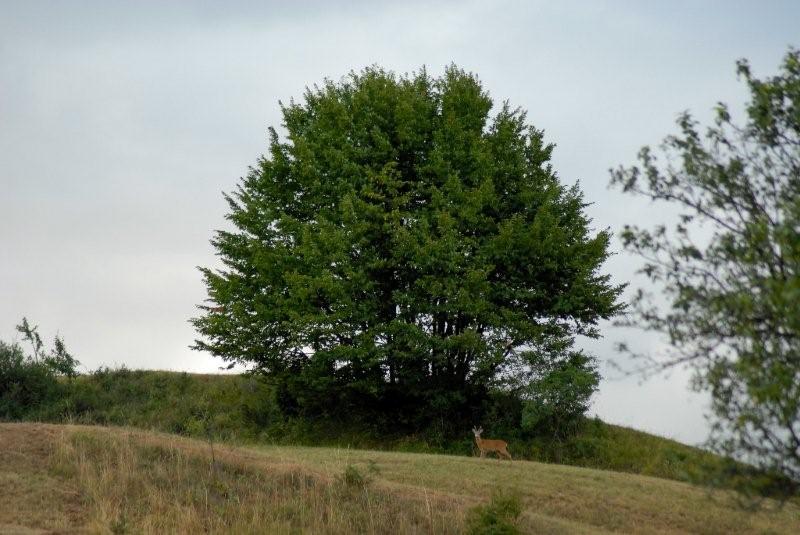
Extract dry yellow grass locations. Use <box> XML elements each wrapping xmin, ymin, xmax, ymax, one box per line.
<box><xmin>1</xmin><ymin>422</ymin><xmax>798</xmax><ymax>534</ymax></box>
<box><xmin>251</xmin><ymin>444</ymin><xmax>800</xmax><ymax>534</ymax></box>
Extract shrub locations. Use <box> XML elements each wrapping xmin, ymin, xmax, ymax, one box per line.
<box><xmin>0</xmin><ymin>340</ymin><xmax>59</xmax><ymax>419</ymax></box>
<box><xmin>0</xmin><ymin>318</ymin><xmax>79</xmax><ymax>420</ymax></box>
<box><xmin>337</xmin><ymin>464</ymin><xmax>370</xmax><ymax>491</ymax></box>
<box><xmin>466</xmin><ymin>492</ymin><xmax>522</xmax><ymax>535</ymax></box>
<box><xmin>521</xmin><ymin>351</ymin><xmax>600</xmax><ymax>438</ymax></box>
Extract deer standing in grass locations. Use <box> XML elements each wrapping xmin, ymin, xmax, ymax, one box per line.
<box><xmin>472</xmin><ymin>427</ymin><xmax>512</xmax><ymax>460</ymax></box>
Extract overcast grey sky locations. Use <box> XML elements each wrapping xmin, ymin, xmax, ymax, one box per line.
<box><xmin>1</xmin><ymin>0</ymin><xmax>798</xmax><ymax>445</ymax></box>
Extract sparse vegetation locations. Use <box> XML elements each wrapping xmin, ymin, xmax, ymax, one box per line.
<box><xmin>2</xmin><ymin>423</ymin><xmax>798</xmax><ymax>534</ymax></box>
<box><xmin>43</xmin><ymin>425</ymin><xmax>464</xmax><ymax>534</ymax></box>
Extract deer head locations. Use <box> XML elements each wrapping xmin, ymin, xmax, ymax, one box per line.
<box><xmin>472</xmin><ymin>426</ymin><xmax>483</xmax><ymax>438</ymax></box>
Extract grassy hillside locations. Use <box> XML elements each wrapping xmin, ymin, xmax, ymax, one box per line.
<box><xmin>21</xmin><ymin>369</ymin><xmax>722</xmax><ymax>486</ymax></box>
<box><xmin>2</xmin><ymin>423</ymin><xmax>798</xmax><ymax>534</ymax></box>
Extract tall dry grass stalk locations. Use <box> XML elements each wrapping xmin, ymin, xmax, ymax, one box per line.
<box><xmin>49</xmin><ymin>428</ymin><xmax>465</xmax><ymax>534</ymax></box>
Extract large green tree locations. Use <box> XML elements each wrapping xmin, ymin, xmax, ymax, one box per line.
<box><xmin>193</xmin><ymin>66</ymin><xmax>623</xmax><ymax>427</ymax></box>
<box><xmin>611</xmin><ymin>49</ymin><xmax>800</xmax><ymax>497</ymax></box>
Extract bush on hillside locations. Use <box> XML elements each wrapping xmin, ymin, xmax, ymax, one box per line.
<box><xmin>0</xmin><ymin>318</ymin><xmax>79</xmax><ymax>419</ymax></box>
<box><xmin>0</xmin><ymin>340</ymin><xmax>58</xmax><ymax>419</ymax></box>
<box><xmin>466</xmin><ymin>492</ymin><xmax>522</xmax><ymax>535</ymax></box>
<box><xmin>520</xmin><ymin>351</ymin><xmax>600</xmax><ymax>438</ymax></box>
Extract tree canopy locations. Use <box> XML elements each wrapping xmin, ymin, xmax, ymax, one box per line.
<box><xmin>611</xmin><ymin>49</ymin><xmax>800</xmax><ymax>498</ymax></box>
<box><xmin>193</xmin><ymin>66</ymin><xmax>623</xmax><ymax>429</ymax></box>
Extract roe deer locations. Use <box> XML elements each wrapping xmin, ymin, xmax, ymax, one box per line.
<box><xmin>472</xmin><ymin>426</ymin><xmax>512</xmax><ymax>460</ymax></box>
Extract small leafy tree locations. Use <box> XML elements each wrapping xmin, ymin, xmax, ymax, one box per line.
<box><xmin>17</xmin><ymin>317</ymin><xmax>79</xmax><ymax>379</ymax></box>
<box><xmin>521</xmin><ymin>351</ymin><xmax>600</xmax><ymax>437</ymax></box>
<box><xmin>193</xmin><ymin>66</ymin><xmax>624</xmax><ymax>429</ymax></box>
<box><xmin>0</xmin><ymin>318</ymin><xmax>79</xmax><ymax>419</ymax></box>
<box><xmin>611</xmin><ymin>49</ymin><xmax>800</xmax><ymax>497</ymax></box>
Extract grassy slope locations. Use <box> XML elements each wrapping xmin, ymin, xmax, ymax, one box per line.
<box><xmin>47</xmin><ymin>370</ymin><xmax>719</xmax><ymax>486</ymax></box>
<box><xmin>2</xmin><ymin>423</ymin><xmax>798</xmax><ymax>534</ymax></box>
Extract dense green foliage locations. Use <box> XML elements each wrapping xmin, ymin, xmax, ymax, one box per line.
<box><xmin>193</xmin><ymin>66</ymin><xmax>623</xmax><ymax>430</ymax></box>
<box><xmin>611</xmin><ymin>49</ymin><xmax>800</xmax><ymax>498</ymax></box>
<box><xmin>0</xmin><ymin>340</ymin><xmax>59</xmax><ymax>419</ymax></box>
<box><xmin>520</xmin><ymin>351</ymin><xmax>600</xmax><ymax>437</ymax></box>
<box><xmin>0</xmin><ymin>318</ymin><xmax>79</xmax><ymax>419</ymax></box>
